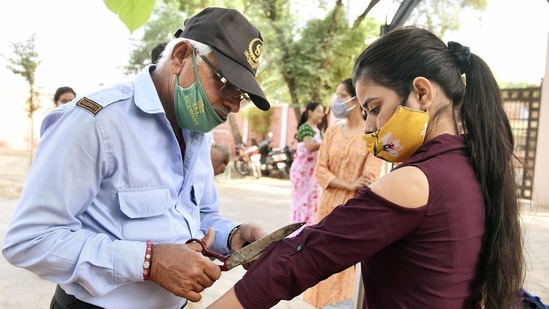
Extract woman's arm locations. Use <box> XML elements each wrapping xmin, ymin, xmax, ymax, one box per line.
<box><xmin>302</xmin><ymin>136</ymin><xmax>321</xmax><ymax>152</ymax></box>
<box><xmin>206</xmin><ymin>287</ymin><xmax>243</xmax><ymax>309</ymax></box>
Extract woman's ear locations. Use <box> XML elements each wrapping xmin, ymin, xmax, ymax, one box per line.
<box><xmin>411</xmin><ymin>77</ymin><xmax>434</xmax><ymax>111</ymax></box>
<box><xmin>169</xmin><ymin>41</ymin><xmax>193</xmax><ymax>74</ymax></box>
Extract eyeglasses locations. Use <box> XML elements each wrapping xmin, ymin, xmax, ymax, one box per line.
<box><xmin>336</xmin><ymin>92</ymin><xmax>353</xmax><ymax>101</ymax></box>
<box><xmin>199</xmin><ymin>55</ymin><xmax>251</xmax><ymax>106</ymax></box>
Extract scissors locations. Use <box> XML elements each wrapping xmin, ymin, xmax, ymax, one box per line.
<box><xmin>185</xmin><ymin>222</ymin><xmax>305</xmax><ymax>271</ymax></box>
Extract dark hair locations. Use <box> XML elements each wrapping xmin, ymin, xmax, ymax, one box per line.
<box><xmin>54</xmin><ymin>87</ymin><xmax>76</xmax><ymax>104</ymax></box>
<box><xmin>340</xmin><ymin>78</ymin><xmax>356</xmax><ymax>97</ymax></box>
<box><xmin>151</xmin><ymin>42</ymin><xmax>168</xmax><ymax>64</ymax></box>
<box><xmin>297</xmin><ymin>101</ymin><xmax>322</xmax><ymax>130</ymax></box>
<box><xmin>352</xmin><ymin>26</ymin><xmax>523</xmax><ymax>309</ymax></box>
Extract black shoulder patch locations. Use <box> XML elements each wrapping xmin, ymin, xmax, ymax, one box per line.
<box><xmin>76</xmin><ymin>97</ymin><xmax>103</xmax><ymax>116</ymax></box>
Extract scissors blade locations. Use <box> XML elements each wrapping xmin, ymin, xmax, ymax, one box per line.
<box><xmin>224</xmin><ymin>221</ymin><xmax>305</xmax><ymax>270</ymax></box>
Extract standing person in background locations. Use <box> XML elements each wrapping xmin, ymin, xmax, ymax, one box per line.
<box><xmin>303</xmin><ymin>78</ymin><xmax>383</xmax><ymax>308</ymax></box>
<box><xmin>209</xmin><ymin>136</ymin><xmax>231</xmax><ymax>176</ymax></box>
<box><xmin>289</xmin><ymin>102</ymin><xmax>324</xmax><ymax>226</ymax></box>
<box><xmin>3</xmin><ymin>8</ymin><xmax>270</xmax><ymax>309</ymax></box>
<box><xmin>53</xmin><ymin>86</ymin><xmax>76</xmax><ymax>106</ymax></box>
<box><xmin>206</xmin><ymin>26</ymin><xmax>524</xmax><ymax>309</ymax></box>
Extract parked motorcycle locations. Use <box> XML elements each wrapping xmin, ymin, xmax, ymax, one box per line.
<box><xmin>234</xmin><ymin>143</ymin><xmax>261</xmax><ymax>178</ymax></box>
<box><xmin>283</xmin><ymin>145</ymin><xmax>296</xmax><ymax>170</ymax></box>
<box><xmin>258</xmin><ymin>138</ymin><xmax>295</xmax><ymax>178</ymax></box>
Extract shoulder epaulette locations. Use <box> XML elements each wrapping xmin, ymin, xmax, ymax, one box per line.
<box><xmin>76</xmin><ymin>97</ymin><xmax>103</xmax><ymax>116</ymax></box>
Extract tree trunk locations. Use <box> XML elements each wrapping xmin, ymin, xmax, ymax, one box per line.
<box><xmin>228</xmin><ymin>113</ymin><xmax>243</xmax><ymax>145</ymax></box>
<box><xmin>292</xmin><ymin>106</ymin><xmax>301</xmax><ymax>128</ymax></box>
<box><xmin>28</xmin><ymin>115</ymin><xmax>33</xmax><ymax>166</ymax></box>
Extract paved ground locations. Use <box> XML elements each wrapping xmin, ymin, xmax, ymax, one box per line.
<box><xmin>0</xmin><ymin>155</ymin><xmax>548</xmax><ymax>308</ymax></box>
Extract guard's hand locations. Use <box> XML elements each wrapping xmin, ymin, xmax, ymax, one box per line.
<box><xmin>229</xmin><ymin>223</ymin><xmax>267</xmax><ymax>270</ymax></box>
<box><xmin>229</xmin><ymin>223</ymin><xmax>266</xmax><ymax>251</ymax></box>
<box><xmin>149</xmin><ymin>228</ymin><xmax>221</xmax><ymax>301</ymax></box>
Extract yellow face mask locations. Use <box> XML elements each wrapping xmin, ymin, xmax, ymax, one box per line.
<box><xmin>363</xmin><ymin>105</ymin><xmax>429</xmax><ymax>163</ymax></box>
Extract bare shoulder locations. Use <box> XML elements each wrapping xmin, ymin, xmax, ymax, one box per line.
<box><xmin>369</xmin><ymin>166</ymin><xmax>429</xmax><ymax>208</ymax></box>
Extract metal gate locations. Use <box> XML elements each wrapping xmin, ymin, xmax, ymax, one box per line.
<box><xmin>501</xmin><ymin>87</ymin><xmax>542</xmax><ymax>200</ymax></box>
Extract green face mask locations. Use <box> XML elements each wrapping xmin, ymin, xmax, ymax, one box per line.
<box><xmin>174</xmin><ymin>51</ymin><xmax>225</xmax><ymax>133</ymax></box>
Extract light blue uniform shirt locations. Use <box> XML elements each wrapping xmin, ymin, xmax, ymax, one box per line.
<box><xmin>2</xmin><ymin>66</ymin><xmax>239</xmax><ymax>309</ymax></box>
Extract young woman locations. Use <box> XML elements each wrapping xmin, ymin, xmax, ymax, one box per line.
<box><xmin>289</xmin><ymin>102</ymin><xmax>324</xmax><ymax>226</ymax></box>
<box><xmin>207</xmin><ymin>26</ymin><xmax>524</xmax><ymax>309</ymax></box>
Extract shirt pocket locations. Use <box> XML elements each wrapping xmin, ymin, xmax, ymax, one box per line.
<box><xmin>118</xmin><ymin>186</ymin><xmax>171</xmax><ymax>218</ymax></box>
<box><xmin>191</xmin><ymin>180</ymin><xmax>205</xmax><ymax>207</ymax></box>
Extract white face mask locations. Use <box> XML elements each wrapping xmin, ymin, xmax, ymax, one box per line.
<box><xmin>330</xmin><ymin>95</ymin><xmax>356</xmax><ymax>118</ymax></box>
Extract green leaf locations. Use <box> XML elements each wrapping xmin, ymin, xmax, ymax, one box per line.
<box><xmin>103</xmin><ymin>0</ymin><xmax>124</xmax><ymax>14</ymax></box>
<box><xmin>104</xmin><ymin>0</ymin><xmax>156</xmax><ymax>33</ymax></box>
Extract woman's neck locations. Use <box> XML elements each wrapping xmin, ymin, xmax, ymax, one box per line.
<box><xmin>305</xmin><ymin>120</ymin><xmax>317</xmax><ymax>128</ymax></box>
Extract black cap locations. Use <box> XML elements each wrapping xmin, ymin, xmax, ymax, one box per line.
<box><xmin>175</xmin><ymin>7</ymin><xmax>270</xmax><ymax>111</ymax></box>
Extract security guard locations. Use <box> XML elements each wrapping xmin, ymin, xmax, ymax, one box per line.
<box><xmin>3</xmin><ymin>7</ymin><xmax>269</xmax><ymax>309</ymax></box>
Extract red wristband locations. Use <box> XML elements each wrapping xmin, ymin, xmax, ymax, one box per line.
<box><xmin>142</xmin><ymin>240</ymin><xmax>152</xmax><ymax>280</ymax></box>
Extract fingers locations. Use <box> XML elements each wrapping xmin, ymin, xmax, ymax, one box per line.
<box><xmin>149</xmin><ymin>243</ymin><xmax>221</xmax><ymax>298</ymax></box>
<box><xmin>244</xmin><ymin>223</ymin><xmax>268</xmax><ymax>240</ymax></box>
<box><xmin>230</xmin><ymin>223</ymin><xmax>267</xmax><ymax>251</ymax></box>
<box><xmin>356</xmin><ymin>174</ymin><xmax>375</xmax><ymax>186</ymax></box>
<box><xmin>201</xmin><ymin>227</ymin><xmax>215</xmax><ymax>248</ymax></box>
<box><xmin>186</xmin><ymin>227</ymin><xmax>215</xmax><ymax>252</ymax></box>
<box><xmin>185</xmin><ymin>290</ymin><xmax>202</xmax><ymax>303</ymax></box>
<box><xmin>203</xmin><ymin>262</ymin><xmax>222</xmax><ymax>282</ymax></box>
<box><xmin>186</xmin><ymin>240</ymin><xmax>205</xmax><ymax>253</ymax></box>
<box><xmin>182</xmin><ymin>275</ymin><xmax>214</xmax><ymax>302</ymax></box>
<box><xmin>191</xmin><ymin>272</ymin><xmax>217</xmax><ymax>291</ymax></box>
<box><xmin>365</xmin><ymin>172</ymin><xmax>377</xmax><ymax>184</ymax></box>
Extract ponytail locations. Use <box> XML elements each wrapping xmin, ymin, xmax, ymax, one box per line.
<box><xmin>460</xmin><ymin>53</ymin><xmax>523</xmax><ymax>309</ymax></box>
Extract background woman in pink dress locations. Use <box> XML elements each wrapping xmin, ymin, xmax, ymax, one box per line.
<box><xmin>289</xmin><ymin>102</ymin><xmax>324</xmax><ymax>226</ymax></box>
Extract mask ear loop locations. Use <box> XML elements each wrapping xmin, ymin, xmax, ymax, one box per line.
<box><xmin>342</xmin><ymin>96</ymin><xmax>357</xmax><ymax>104</ymax></box>
<box><xmin>342</xmin><ymin>96</ymin><xmax>357</xmax><ymax>112</ymax></box>
<box><xmin>190</xmin><ymin>49</ymin><xmax>201</xmax><ymax>83</ymax></box>
<box><xmin>176</xmin><ymin>49</ymin><xmax>201</xmax><ymax>88</ymax></box>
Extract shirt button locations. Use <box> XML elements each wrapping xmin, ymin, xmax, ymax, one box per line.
<box><xmin>297</xmin><ymin>245</ymin><xmax>303</xmax><ymax>251</ymax></box>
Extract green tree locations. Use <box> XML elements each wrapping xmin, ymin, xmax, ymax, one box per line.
<box><xmin>241</xmin><ymin>105</ymin><xmax>274</xmax><ymax>139</ymax></box>
<box><xmin>106</xmin><ymin>0</ymin><xmax>487</xmax><ymax>140</ymax></box>
<box><xmin>251</xmin><ymin>0</ymin><xmax>381</xmax><ymax>122</ymax></box>
<box><xmin>3</xmin><ymin>34</ymin><xmax>41</xmax><ymax>165</ymax></box>
<box><xmin>120</xmin><ymin>0</ymin><xmax>381</xmax><ymax>141</ymax></box>
<box><xmin>405</xmin><ymin>0</ymin><xmax>487</xmax><ymax>37</ymax></box>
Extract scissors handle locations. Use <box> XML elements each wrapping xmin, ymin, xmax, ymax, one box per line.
<box><xmin>185</xmin><ymin>238</ymin><xmax>230</xmax><ymax>271</ymax></box>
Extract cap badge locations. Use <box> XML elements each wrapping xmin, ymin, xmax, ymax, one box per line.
<box><xmin>244</xmin><ymin>38</ymin><xmax>263</xmax><ymax>70</ymax></box>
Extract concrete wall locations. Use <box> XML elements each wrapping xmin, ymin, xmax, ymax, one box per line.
<box><xmin>533</xmin><ymin>32</ymin><xmax>549</xmax><ymax>207</ymax></box>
